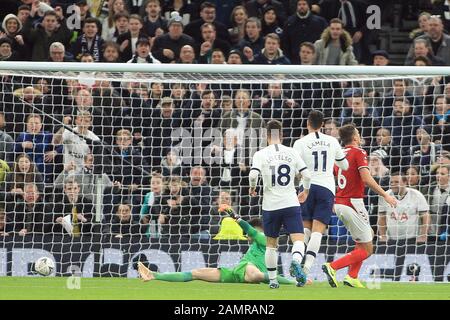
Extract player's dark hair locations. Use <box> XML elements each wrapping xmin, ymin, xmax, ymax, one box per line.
<box><xmin>390</xmin><ymin>171</ymin><xmax>407</xmax><ymax>182</ymax></box>
<box><xmin>339</xmin><ymin>123</ymin><xmax>357</xmax><ymax>145</ymax></box>
<box><xmin>308</xmin><ymin>110</ymin><xmax>324</xmax><ymax>129</ymax></box>
<box><xmin>266</xmin><ymin>119</ymin><xmax>283</xmax><ymax>141</ymax></box>
<box><xmin>249</xmin><ymin>218</ymin><xmax>263</xmax><ymax>229</ymax></box>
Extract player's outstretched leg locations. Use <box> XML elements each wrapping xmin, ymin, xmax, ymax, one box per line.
<box><xmin>322</xmin><ymin>263</ymin><xmax>338</xmax><ymax>288</ymax></box>
<box><xmin>138</xmin><ymin>262</ymin><xmax>194</xmax><ymax>282</ymax></box>
<box><xmin>138</xmin><ymin>262</ymin><xmax>155</xmax><ymax>282</ymax></box>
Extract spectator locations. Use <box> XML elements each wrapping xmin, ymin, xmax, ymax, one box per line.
<box><xmin>405</xmin><ymin>16</ymin><xmax>450</xmax><ymax>66</ymax></box>
<box><xmin>158</xmin><ymin>176</ymin><xmax>201</xmax><ymax>237</ymax></box>
<box><xmin>382</xmin><ymin>98</ymin><xmax>423</xmax><ymax>150</ymax></box>
<box><xmin>210</xmin><ymin>48</ymin><xmax>226</xmax><ymax>64</ymax></box>
<box><xmin>251</xmin><ymin>32</ymin><xmax>290</xmax><ymax>64</ymax></box>
<box><xmin>0</xmin><ymin>112</ymin><xmax>14</xmax><ymax>165</ymax></box>
<box><xmin>1</xmin><ymin>153</ymin><xmax>44</xmax><ymax>199</ymax></box>
<box><xmin>184</xmin><ymin>2</ymin><xmax>229</xmax><ymax>44</ymax></box>
<box><xmin>73</xmin><ymin>0</ymin><xmax>93</xmax><ymax>34</ymax></box>
<box><xmin>227</xmin><ymin>49</ymin><xmax>243</xmax><ymax>64</ymax></box>
<box><xmin>323</xmin><ymin>118</ymin><xmax>340</xmax><ymax>139</ymax></box>
<box><xmin>103</xmin><ymin>203</ymin><xmax>141</xmax><ymax>238</ymax></box>
<box><xmin>245</xmin><ymin>0</ymin><xmax>286</xmax><ymax>23</ymax></box>
<box><xmin>5</xmin><ymin>182</ymin><xmax>45</xmax><ymax>236</ymax></box>
<box><xmin>406</xmin><ymin>165</ymin><xmax>428</xmax><ymax>196</ymax></box>
<box><xmin>367</xmin><ymin>150</ymin><xmax>390</xmax><ymax>231</ymax></box>
<box><xmin>282</xmin><ymin>0</ymin><xmax>327</xmax><ymax>64</ymax></box>
<box><xmin>237</xmin><ymin>17</ymin><xmax>265</xmax><ymax>60</ymax></box>
<box><xmin>159</xmin><ymin>149</ymin><xmax>185</xmax><ymax>177</ymax></box>
<box><xmin>101</xmin><ymin>0</ymin><xmax>129</xmax><ymax>41</ymax></box>
<box><xmin>0</xmin><ymin>38</ymin><xmax>18</xmax><ymax>61</ymax></box>
<box><xmin>23</xmin><ymin>9</ymin><xmax>71</xmax><ymax>61</ymax></box>
<box><xmin>429</xmin><ymin>165</ymin><xmax>450</xmax><ymax>237</ymax></box>
<box><xmin>319</xmin><ymin>0</ymin><xmax>370</xmax><ymax>63</ymax></box>
<box><xmin>220</xmin><ymin>95</ymin><xmax>234</xmax><ymax>112</ymax></box>
<box><xmin>381</xmin><ymin>78</ymin><xmax>419</xmax><ymax>117</ymax></box>
<box><xmin>340</xmin><ymin>94</ymin><xmax>380</xmax><ymax>147</ymax></box>
<box><xmin>162</xmin><ymin>0</ymin><xmax>196</xmax><ymax>26</ymax></box>
<box><xmin>371</xmin><ymin>127</ymin><xmax>402</xmax><ymax>171</ymax></box>
<box><xmin>16</xmin><ymin>5</ymin><xmax>31</xmax><ymax>27</ymax></box>
<box><xmin>143</xmin><ymin>97</ymin><xmax>182</xmax><ymax>167</ymax></box>
<box><xmin>177</xmin><ymin>44</ymin><xmax>197</xmax><ymax>63</ymax></box>
<box><xmin>52</xmin><ymin>111</ymin><xmax>101</xmax><ymax>172</ymax></box>
<box><xmin>127</xmin><ymin>37</ymin><xmax>160</xmax><ymax>63</ymax></box>
<box><xmin>228</xmin><ymin>5</ymin><xmax>248</xmax><ymax>46</ymax></box>
<box><xmin>198</xmin><ymin>22</ymin><xmax>230</xmax><ymax>64</ymax></box>
<box><xmin>15</xmin><ymin>114</ymin><xmax>62</xmax><ymax>183</ymax></box>
<box><xmin>49</xmin><ymin>177</ymin><xmax>94</xmax><ymax>237</ymax></box>
<box><xmin>410</xmin><ymin>127</ymin><xmax>440</xmax><ymax>185</ymax></box>
<box><xmin>151</xmin><ymin>11</ymin><xmax>196</xmax><ymax>63</ymax></box>
<box><xmin>184</xmin><ymin>166</ymin><xmax>213</xmax><ymax>234</ymax></box>
<box><xmin>49</xmin><ymin>42</ymin><xmax>73</xmax><ymax>62</ymax></box>
<box><xmin>372</xmin><ymin>50</ymin><xmax>389</xmax><ymax>66</ymax></box>
<box><xmin>409</xmin><ymin>12</ymin><xmax>431</xmax><ymax>40</ymax></box>
<box><xmin>256</xmin><ymin>82</ymin><xmax>297</xmax><ymax>121</ymax></box>
<box><xmin>298</xmin><ymin>41</ymin><xmax>316</xmax><ymax>65</ymax></box>
<box><xmin>143</xmin><ymin>0</ymin><xmax>167</xmax><ymax>39</ymax></box>
<box><xmin>170</xmin><ymin>83</ymin><xmax>192</xmax><ymax>110</ymax></box>
<box><xmin>71</xmin><ymin>17</ymin><xmax>104</xmax><ymax>62</ymax></box>
<box><xmin>378</xmin><ymin>172</ymin><xmax>430</xmax><ymax>245</ymax></box>
<box><xmin>54</xmin><ymin>153</ymin><xmax>118</xmax><ymax>204</ymax></box>
<box><xmin>208</xmin><ymin>190</ymin><xmax>233</xmax><ymax>236</ymax></box>
<box><xmin>140</xmin><ymin>171</ymin><xmax>165</xmax><ymax>238</ymax></box>
<box><xmin>314</xmin><ymin>18</ymin><xmax>357</xmax><ymax>65</ymax></box>
<box><xmin>105</xmin><ymin>12</ymin><xmax>130</xmax><ymax>43</ymax></box>
<box><xmin>111</xmin><ymin>129</ymin><xmax>148</xmax><ymax>192</ymax></box>
<box><xmin>102</xmin><ymin>41</ymin><xmax>121</xmax><ymax>62</ymax></box>
<box><xmin>424</xmin><ymin>95</ymin><xmax>450</xmax><ymax>150</ymax></box>
<box><xmin>405</xmin><ymin>38</ymin><xmax>446</xmax><ymax>66</ymax></box>
<box><xmin>261</xmin><ymin>5</ymin><xmax>284</xmax><ymax>37</ymax></box>
<box><xmin>0</xmin><ymin>207</ymin><xmax>8</xmax><ymax>237</ymax></box>
<box><xmin>1</xmin><ymin>13</ymin><xmax>28</xmax><ymax>60</ymax></box>
<box><xmin>117</xmin><ymin>14</ymin><xmax>148</xmax><ymax>62</ymax></box>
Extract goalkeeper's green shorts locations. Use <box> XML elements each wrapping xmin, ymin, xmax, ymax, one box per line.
<box><xmin>219</xmin><ymin>261</ymin><xmax>249</xmax><ymax>283</ymax></box>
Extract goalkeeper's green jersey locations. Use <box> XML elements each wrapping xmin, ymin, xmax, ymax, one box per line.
<box><xmin>238</xmin><ymin>220</ymin><xmax>267</xmax><ymax>273</ymax></box>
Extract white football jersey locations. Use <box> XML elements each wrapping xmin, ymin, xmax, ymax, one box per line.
<box><xmin>62</xmin><ymin>128</ymin><xmax>100</xmax><ymax>171</ymax></box>
<box><xmin>251</xmin><ymin>143</ymin><xmax>308</xmax><ymax>211</ymax></box>
<box><xmin>379</xmin><ymin>188</ymin><xmax>429</xmax><ymax>240</ymax></box>
<box><xmin>293</xmin><ymin>132</ymin><xmax>345</xmax><ymax>194</ymax></box>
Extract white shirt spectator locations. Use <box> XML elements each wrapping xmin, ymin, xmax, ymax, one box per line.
<box><xmin>379</xmin><ymin>188</ymin><xmax>430</xmax><ymax>240</ymax></box>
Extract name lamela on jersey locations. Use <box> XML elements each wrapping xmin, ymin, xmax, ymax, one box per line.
<box><xmin>265</xmin><ymin>153</ymin><xmax>294</xmax><ymax>164</ymax></box>
<box><xmin>306</xmin><ymin>140</ymin><xmax>331</xmax><ymax>149</ymax></box>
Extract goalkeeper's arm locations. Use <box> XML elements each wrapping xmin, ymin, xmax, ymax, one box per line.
<box><xmin>219</xmin><ymin>206</ymin><xmax>263</xmax><ymax>243</ymax></box>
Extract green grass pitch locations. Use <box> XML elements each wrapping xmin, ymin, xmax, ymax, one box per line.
<box><xmin>0</xmin><ymin>277</ymin><xmax>449</xmax><ymax>300</ymax></box>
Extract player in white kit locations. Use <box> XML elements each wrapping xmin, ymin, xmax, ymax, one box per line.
<box><xmin>249</xmin><ymin>120</ymin><xmax>312</xmax><ymax>288</ymax></box>
<box><xmin>293</xmin><ymin>111</ymin><xmax>349</xmax><ymax>278</ymax></box>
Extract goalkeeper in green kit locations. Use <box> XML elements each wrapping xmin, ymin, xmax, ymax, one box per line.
<box><xmin>137</xmin><ymin>206</ymin><xmax>295</xmax><ymax>285</ymax></box>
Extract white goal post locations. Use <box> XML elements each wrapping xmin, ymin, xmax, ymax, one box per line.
<box><xmin>0</xmin><ymin>62</ymin><xmax>449</xmax><ymax>282</ymax></box>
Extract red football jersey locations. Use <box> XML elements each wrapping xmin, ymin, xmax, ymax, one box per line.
<box><xmin>334</xmin><ymin>146</ymin><xmax>369</xmax><ymax>199</ymax></box>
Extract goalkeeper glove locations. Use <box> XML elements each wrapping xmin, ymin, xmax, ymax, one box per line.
<box><xmin>218</xmin><ymin>205</ymin><xmax>241</xmax><ymax>221</ymax></box>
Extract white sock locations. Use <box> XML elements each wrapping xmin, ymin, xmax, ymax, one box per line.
<box><xmin>291</xmin><ymin>240</ymin><xmax>305</xmax><ymax>264</ymax></box>
<box><xmin>304</xmin><ymin>228</ymin><xmax>311</xmax><ymax>245</ymax></box>
<box><xmin>265</xmin><ymin>247</ymin><xmax>278</xmax><ymax>281</ymax></box>
<box><xmin>303</xmin><ymin>232</ymin><xmax>322</xmax><ymax>275</ymax></box>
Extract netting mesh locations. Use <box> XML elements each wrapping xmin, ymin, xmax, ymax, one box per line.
<box><xmin>0</xmin><ymin>68</ymin><xmax>449</xmax><ymax>282</ymax></box>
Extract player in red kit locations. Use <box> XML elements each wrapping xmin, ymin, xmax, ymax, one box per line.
<box><xmin>322</xmin><ymin>124</ymin><xmax>397</xmax><ymax>288</ymax></box>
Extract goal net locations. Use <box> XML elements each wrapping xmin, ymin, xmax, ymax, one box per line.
<box><xmin>0</xmin><ymin>63</ymin><xmax>449</xmax><ymax>283</ymax></box>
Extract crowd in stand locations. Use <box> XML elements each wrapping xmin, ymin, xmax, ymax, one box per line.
<box><xmin>0</xmin><ymin>0</ymin><xmax>449</xmax><ymax>245</ymax></box>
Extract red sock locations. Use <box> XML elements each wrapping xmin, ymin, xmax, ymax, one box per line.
<box><xmin>348</xmin><ymin>259</ymin><xmax>363</xmax><ymax>279</ymax></box>
<box><xmin>330</xmin><ymin>248</ymin><xmax>369</xmax><ymax>271</ymax></box>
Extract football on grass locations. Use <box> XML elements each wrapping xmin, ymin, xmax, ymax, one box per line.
<box><xmin>34</xmin><ymin>257</ymin><xmax>54</xmax><ymax>276</ymax></box>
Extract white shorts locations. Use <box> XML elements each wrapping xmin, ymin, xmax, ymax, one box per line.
<box><xmin>334</xmin><ymin>198</ymin><xmax>373</xmax><ymax>243</ymax></box>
